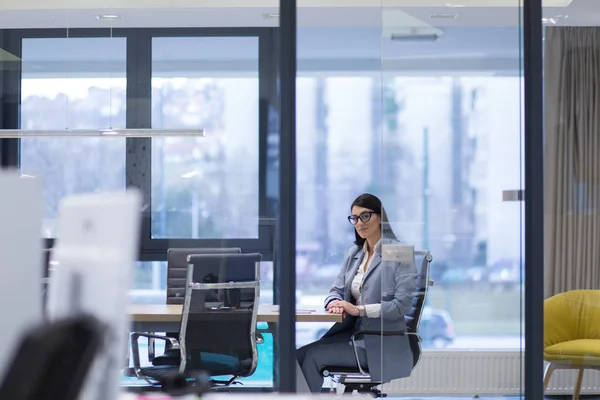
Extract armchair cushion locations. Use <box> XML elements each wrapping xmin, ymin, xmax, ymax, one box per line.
<box><xmin>544</xmin><ymin>290</ymin><xmax>600</xmax><ymax>349</ymax></box>
<box><xmin>544</xmin><ymin>339</ymin><xmax>600</xmax><ymax>365</ymax></box>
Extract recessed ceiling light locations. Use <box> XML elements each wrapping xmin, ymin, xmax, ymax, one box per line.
<box><xmin>446</xmin><ymin>3</ymin><xmax>465</xmax><ymax>7</ymax></box>
<box><xmin>96</xmin><ymin>14</ymin><xmax>123</xmax><ymax>21</ymax></box>
<box><xmin>429</xmin><ymin>13</ymin><xmax>458</xmax><ymax>19</ymax></box>
<box><xmin>391</xmin><ymin>33</ymin><xmax>440</xmax><ymax>42</ymax></box>
<box><xmin>262</xmin><ymin>13</ymin><xmax>279</xmax><ymax>19</ymax></box>
<box><xmin>542</xmin><ymin>14</ymin><xmax>568</xmax><ymax>24</ymax></box>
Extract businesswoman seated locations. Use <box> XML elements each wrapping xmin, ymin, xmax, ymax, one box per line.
<box><xmin>297</xmin><ymin>193</ymin><xmax>417</xmax><ymax>393</ymax></box>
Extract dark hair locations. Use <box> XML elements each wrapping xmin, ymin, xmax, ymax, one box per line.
<box><xmin>350</xmin><ymin>193</ymin><xmax>398</xmax><ymax>246</ymax></box>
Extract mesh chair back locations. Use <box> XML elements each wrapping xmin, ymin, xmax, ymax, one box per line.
<box><xmin>166</xmin><ymin>248</ymin><xmax>241</xmax><ymax>304</ymax></box>
<box><xmin>180</xmin><ymin>253</ymin><xmax>261</xmax><ymax>377</ymax></box>
<box><xmin>404</xmin><ymin>250</ymin><xmax>433</xmax><ymax>367</ymax></box>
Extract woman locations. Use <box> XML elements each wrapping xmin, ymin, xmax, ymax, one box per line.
<box><xmin>296</xmin><ymin>193</ymin><xmax>417</xmax><ymax>393</ymax></box>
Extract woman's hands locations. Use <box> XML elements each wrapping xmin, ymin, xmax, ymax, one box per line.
<box><xmin>326</xmin><ymin>300</ymin><xmax>360</xmax><ymax>317</ymax></box>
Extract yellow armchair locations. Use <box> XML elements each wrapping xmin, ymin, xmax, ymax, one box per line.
<box><xmin>544</xmin><ymin>290</ymin><xmax>600</xmax><ymax>399</ymax></box>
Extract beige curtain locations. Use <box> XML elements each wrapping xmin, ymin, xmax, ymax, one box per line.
<box><xmin>544</xmin><ymin>27</ymin><xmax>600</xmax><ymax>297</ymax></box>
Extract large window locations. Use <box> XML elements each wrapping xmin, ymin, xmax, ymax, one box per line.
<box><xmin>10</xmin><ymin>29</ymin><xmax>273</xmax><ymax>259</ymax></box>
<box><xmin>19</xmin><ymin>37</ymin><xmax>127</xmax><ymax>237</ymax></box>
<box><xmin>150</xmin><ymin>36</ymin><xmax>260</xmax><ymax>240</ymax></box>
<box><xmin>8</xmin><ymin>31</ymin><xmax>274</xmax><ymax>387</ymax></box>
<box><xmin>294</xmin><ymin>74</ymin><xmax>524</xmax><ymax>350</ymax></box>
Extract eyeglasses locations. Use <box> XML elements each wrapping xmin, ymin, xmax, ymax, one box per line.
<box><xmin>347</xmin><ymin>211</ymin><xmax>379</xmax><ymax>225</ymax></box>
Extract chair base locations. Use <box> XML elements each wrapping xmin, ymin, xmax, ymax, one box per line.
<box><xmin>321</xmin><ymin>367</ymin><xmax>386</xmax><ymax>397</ymax></box>
<box><xmin>343</xmin><ymin>383</ymin><xmax>387</xmax><ymax>398</ymax></box>
<box><xmin>122</xmin><ymin>367</ymin><xmax>238</xmax><ymax>394</ymax></box>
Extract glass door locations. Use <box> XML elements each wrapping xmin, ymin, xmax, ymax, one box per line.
<box><xmin>378</xmin><ymin>2</ymin><xmax>525</xmax><ymax>397</ymax></box>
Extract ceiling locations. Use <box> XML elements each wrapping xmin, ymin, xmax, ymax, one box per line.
<box><xmin>0</xmin><ymin>0</ymin><xmax>578</xmax><ymax>10</ymax></box>
<box><xmin>0</xmin><ymin>0</ymin><xmax>597</xmax><ymax>73</ymax></box>
<box><xmin>0</xmin><ymin>0</ymin><xmax>595</xmax><ymax>28</ymax></box>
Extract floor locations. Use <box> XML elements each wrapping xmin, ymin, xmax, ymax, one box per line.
<box><xmin>124</xmin><ymin>378</ymin><xmax>595</xmax><ymax>398</ymax></box>
<box><xmin>124</xmin><ymin>385</ymin><xmax>598</xmax><ymax>399</ymax></box>
<box><xmin>374</xmin><ymin>395</ymin><xmax>598</xmax><ymax>399</ymax></box>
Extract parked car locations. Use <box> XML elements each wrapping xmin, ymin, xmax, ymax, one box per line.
<box><xmin>439</xmin><ymin>262</ymin><xmax>483</xmax><ymax>285</ymax></box>
<box><xmin>488</xmin><ymin>259</ymin><xmax>522</xmax><ymax>291</ymax></box>
<box><xmin>419</xmin><ymin>308</ymin><xmax>455</xmax><ymax>348</ymax></box>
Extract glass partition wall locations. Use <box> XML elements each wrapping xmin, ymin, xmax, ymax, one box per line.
<box><xmin>377</xmin><ymin>1</ymin><xmax>526</xmax><ymax>397</ymax></box>
<box><xmin>0</xmin><ymin>3</ymin><xmax>286</xmax><ymax>392</ymax></box>
<box><xmin>293</xmin><ymin>1</ymin><xmax>538</xmax><ymax>398</ymax></box>
<box><xmin>0</xmin><ymin>0</ymin><xmax>548</xmax><ymax>397</ymax></box>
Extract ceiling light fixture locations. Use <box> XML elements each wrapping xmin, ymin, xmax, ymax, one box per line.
<box><xmin>542</xmin><ymin>14</ymin><xmax>568</xmax><ymax>25</ymax></box>
<box><xmin>391</xmin><ymin>33</ymin><xmax>440</xmax><ymax>42</ymax></box>
<box><xmin>445</xmin><ymin>3</ymin><xmax>465</xmax><ymax>7</ymax></box>
<box><xmin>0</xmin><ymin>129</ymin><xmax>206</xmax><ymax>138</ymax></box>
<box><xmin>262</xmin><ymin>13</ymin><xmax>279</xmax><ymax>19</ymax></box>
<box><xmin>429</xmin><ymin>13</ymin><xmax>458</xmax><ymax>19</ymax></box>
<box><xmin>96</xmin><ymin>14</ymin><xmax>123</xmax><ymax>21</ymax></box>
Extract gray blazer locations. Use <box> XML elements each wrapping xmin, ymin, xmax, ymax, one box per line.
<box><xmin>323</xmin><ymin>241</ymin><xmax>417</xmax><ymax>382</ymax></box>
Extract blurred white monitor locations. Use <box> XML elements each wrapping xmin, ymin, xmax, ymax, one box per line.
<box><xmin>46</xmin><ymin>189</ymin><xmax>142</xmax><ymax>400</ymax></box>
<box><xmin>0</xmin><ymin>171</ymin><xmax>42</xmax><ymax>381</ymax></box>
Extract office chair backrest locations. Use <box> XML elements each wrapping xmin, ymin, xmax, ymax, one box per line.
<box><xmin>0</xmin><ymin>314</ymin><xmax>103</xmax><ymax>400</ymax></box>
<box><xmin>404</xmin><ymin>250</ymin><xmax>433</xmax><ymax>367</ymax></box>
<box><xmin>180</xmin><ymin>253</ymin><xmax>261</xmax><ymax>377</ymax></box>
<box><xmin>166</xmin><ymin>248</ymin><xmax>241</xmax><ymax>304</ymax></box>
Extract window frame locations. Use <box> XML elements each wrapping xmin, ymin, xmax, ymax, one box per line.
<box><xmin>0</xmin><ymin>27</ymin><xmax>278</xmax><ymax>262</ymax></box>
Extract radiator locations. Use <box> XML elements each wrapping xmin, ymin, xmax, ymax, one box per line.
<box><xmin>379</xmin><ymin>350</ymin><xmax>600</xmax><ymax>396</ymax></box>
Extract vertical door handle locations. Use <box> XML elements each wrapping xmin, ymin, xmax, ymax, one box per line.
<box><xmin>502</xmin><ymin>189</ymin><xmax>524</xmax><ymax>202</ymax></box>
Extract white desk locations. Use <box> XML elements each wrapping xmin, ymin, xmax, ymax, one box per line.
<box><xmin>129</xmin><ymin>304</ymin><xmax>342</xmax><ymax>332</ymax></box>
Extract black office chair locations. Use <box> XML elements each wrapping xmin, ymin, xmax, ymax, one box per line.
<box><xmin>140</xmin><ymin>247</ymin><xmax>243</xmax><ymax>365</ymax></box>
<box><xmin>320</xmin><ymin>250</ymin><xmax>434</xmax><ymax>398</ymax></box>
<box><xmin>166</xmin><ymin>247</ymin><xmax>242</xmax><ymax>305</ymax></box>
<box><xmin>129</xmin><ymin>253</ymin><xmax>262</xmax><ymax>388</ymax></box>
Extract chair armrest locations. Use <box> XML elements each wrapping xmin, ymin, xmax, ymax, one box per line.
<box><xmin>352</xmin><ymin>329</ymin><xmax>422</xmax><ymax>342</ymax></box>
<box><xmin>130</xmin><ymin>332</ymin><xmax>180</xmax><ymax>378</ymax></box>
<box><xmin>351</xmin><ymin>329</ymin><xmax>406</xmax><ymax>339</ymax></box>
<box><xmin>405</xmin><ymin>331</ymin><xmax>423</xmax><ymax>342</ymax></box>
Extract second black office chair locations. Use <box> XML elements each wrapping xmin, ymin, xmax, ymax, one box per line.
<box><xmin>148</xmin><ymin>247</ymin><xmax>242</xmax><ymax>366</ymax></box>
<box><xmin>166</xmin><ymin>247</ymin><xmax>242</xmax><ymax>305</ymax></box>
<box><xmin>128</xmin><ymin>253</ymin><xmax>262</xmax><ymax>389</ymax></box>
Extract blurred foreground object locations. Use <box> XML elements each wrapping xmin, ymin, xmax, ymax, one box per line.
<box><xmin>0</xmin><ymin>315</ymin><xmax>104</xmax><ymax>400</ymax></box>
